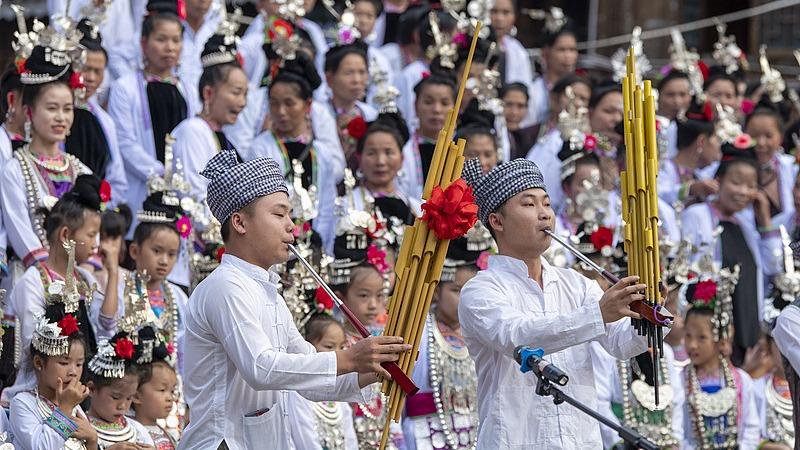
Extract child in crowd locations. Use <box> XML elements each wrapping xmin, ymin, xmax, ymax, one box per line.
<box><xmin>292</xmin><ymin>314</ymin><xmax>358</xmax><ymax>450</ymax></box>
<box><xmin>5</xmin><ymin>175</ymin><xmax>120</xmax><ymax>404</ymax></box>
<box><xmin>125</xmin><ymin>193</ymin><xmax>189</xmax><ymax>373</ymax></box>
<box><xmin>86</xmin><ymin>332</ymin><xmax>154</xmax><ymax>447</ymax></box>
<box><xmin>132</xmin><ymin>325</ymin><xmax>180</xmax><ymax>449</ymax></box>
<box><xmin>9</xmin><ymin>303</ymin><xmax>98</xmax><ymax>450</ymax></box>
<box><xmin>681</xmin><ymin>273</ymin><xmax>760</xmax><ymax>448</ymax></box>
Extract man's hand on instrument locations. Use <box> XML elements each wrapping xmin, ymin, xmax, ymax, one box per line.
<box><xmin>336</xmin><ymin>336</ymin><xmax>412</xmax><ymax>378</ymax></box>
<box><xmin>598</xmin><ymin>275</ymin><xmax>646</xmax><ymax>323</ymax></box>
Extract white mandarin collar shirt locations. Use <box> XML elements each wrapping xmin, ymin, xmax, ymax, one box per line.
<box><xmin>179</xmin><ymin>254</ymin><xmax>368</xmax><ymax>450</ymax></box>
<box><xmin>458</xmin><ymin>254</ymin><xmax>649</xmax><ymax>449</ymax></box>
<box><xmin>775</xmin><ymin>303</ymin><xmax>800</xmax><ymax>374</ymax></box>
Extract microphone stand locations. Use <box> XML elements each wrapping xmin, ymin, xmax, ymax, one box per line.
<box><xmin>533</xmin><ymin>372</ymin><xmax>659</xmax><ymax>450</ymax></box>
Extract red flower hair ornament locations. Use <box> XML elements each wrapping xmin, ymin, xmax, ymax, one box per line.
<box><xmin>589</xmin><ymin>226</ymin><xmax>614</xmax><ymax>255</ymax></box>
<box><xmin>421</xmin><ymin>179</ymin><xmax>479</xmax><ymax>241</ymax></box>
<box><xmin>114</xmin><ymin>337</ymin><xmax>135</xmax><ymax>360</ymax></box>
<box><xmin>57</xmin><ymin>314</ymin><xmax>79</xmax><ymax>337</ymax></box>
<box><xmin>366</xmin><ymin>244</ymin><xmax>390</xmax><ymax>275</ymax></box>
<box><xmin>693</xmin><ymin>279</ymin><xmax>718</xmax><ymax>304</ymax></box>
<box><xmin>346</xmin><ymin>116</ymin><xmax>368</xmax><ymax>140</ymax></box>
<box><xmin>99</xmin><ymin>180</ymin><xmax>112</xmax><ymax>204</ymax></box>
<box><xmin>315</xmin><ymin>286</ymin><xmax>335</xmax><ymax>312</ymax></box>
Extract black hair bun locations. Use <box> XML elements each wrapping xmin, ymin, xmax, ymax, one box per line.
<box><xmin>146</xmin><ymin>0</ymin><xmax>181</xmax><ymax>15</ymax></box>
<box><xmin>266</xmin><ymin>51</ymin><xmax>322</xmax><ymax>92</ymax></box>
<box><xmin>64</xmin><ymin>174</ymin><xmax>103</xmax><ymax>211</ymax></box>
<box><xmin>76</xmin><ymin>18</ymin><xmax>103</xmax><ymax>51</ymax></box>
<box><xmin>135</xmin><ymin>325</ymin><xmax>171</xmax><ymax>363</ymax></box>
<box><xmin>324</xmin><ymin>40</ymin><xmax>369</xmax><ymax>73</ymax></box>
<box><xmin>373</xmin><ymin>112</ymin><xmax>410</xmax><ymax>146</ymax></box>
<box><xmin>23</xmin><ymin>45</ymin><xmax>73</xmax><ymax>83</ymax></box>
<box><xmin>141</xmin><ymin>192</ymin><xmax>184</xmax><ymax>222</ymax></box>
<box><xmin>458</xmin><ymin>98</ymin><xmax>495</xmax><ymax>131</ymax></box>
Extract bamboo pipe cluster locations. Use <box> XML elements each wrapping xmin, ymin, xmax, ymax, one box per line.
<box><xmin>620</xmin><ymin>47</ymin><xmax>666</xmax><ymax>405</ymax></box>
<box><xmin>377</xmin><ymin>23</ymin><xmax>484</xmax><ymax>450</ymax></box>
<box><xmin>620</xmin><ymin>47</ymin><xmax>662</xmax><ymax>314</ymax></box>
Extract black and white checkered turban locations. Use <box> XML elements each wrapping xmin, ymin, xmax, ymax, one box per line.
<box><xmin>201</xmin><ymin>150</ymin><xmax>288</xmax><ymax>224</ymax></box>
<box><xmin>462</xmin><ymin>158</ymin><xmax>547</xmax><ymax>226</ymax></box>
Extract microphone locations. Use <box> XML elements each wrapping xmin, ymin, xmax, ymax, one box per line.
<box><xmin>514</xmin><ymin>346</ymin><xmax>570</xmax><ymax>386</ymax></box>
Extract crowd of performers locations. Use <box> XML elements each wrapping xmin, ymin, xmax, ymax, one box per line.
<box><xmin>0</xmin><ymin>0</ymin><xmax>797</xmax><ymax>449</ymax></box>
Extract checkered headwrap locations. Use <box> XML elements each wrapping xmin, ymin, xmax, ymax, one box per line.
<box><xmin>462</xmin><ymin>158</ymin><xmax>547</xmax><ymax>225</ymax></box>
<box><xmin>201</xmin><ymin>150</ymin><xmax>288</xmax><ymax>224</ymax></box>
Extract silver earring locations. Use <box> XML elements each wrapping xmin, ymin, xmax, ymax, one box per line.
<box><xmin>5</xmin><ymin>106</ymin><xmax>14</xmax><ymax>123</ymax></box>
<box><xmin>24</xmin><ymin>119</ymin><xmax>31</xmax><ymax>141</ymax></box>
<box><xmin>510</xmin><ymin>26</ymin><xmax>518</xmax><ymax>37</ymax></box>
<box><xmin>356</xmin><ymin>169</ymin><xmax>364</xmax><ymax>179</ymax></box>
<box><xmin>202</xmin><ymin>101</ymin><xmax>210</xmax><ymax>116</ymax></box>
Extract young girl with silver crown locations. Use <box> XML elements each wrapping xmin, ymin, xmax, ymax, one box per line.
<box><xmin>680</xmin><ymin>262</ymin><xmax>761</xmax><ymax>449</ymax></box>
<box><xmin>10</xmin><ymin>302</ymin><xmax>96</xmax><ymax>450</ymax></box>
<box><xmin>4</xmin><ymin>175</ymin><xmax>120</xmax><ymax>406</ymax></box>
<box><xmin>402</xmin><ymin>237</ymin><xmax>484</xmax><ymax>450</ymax></box>
<box><xmin>85</xmin><ymin>332</ymin><xmax>154</xmax><ymax>448</ymax></box>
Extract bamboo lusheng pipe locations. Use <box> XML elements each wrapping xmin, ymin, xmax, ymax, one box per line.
<box><xmin>378</xmin><ymin>23</ymin><xmax>483</xmax><ymax>450</ymax></box>
<box><xmin>620</xmin><ymin>46</ymin><xmax>667</xmax><ymax>405</ymax></box>
<box><xmin>543</xmin><ymin>230</ymin><xmax>674</xmax><ymax>326</ymax></box>
<box><xmin>286</xmin><ymin>245</ymin><xmax>419</xmax><ymax>395</ymax></box>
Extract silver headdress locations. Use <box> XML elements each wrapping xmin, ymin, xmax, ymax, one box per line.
<box><xmin>274</xmin><ymin>0</ymin><xmax>306</xmax><ymax>22</ymax></box>
<box><xmin>46</xmin><ymin>240</ymin><xmax>83</xmax><ymax>314</ymax></box>
<box><xmin>200</xmin><ymin>8</ymin><xmax>243</xmax><ymax>69</ymax></box>
<box><xmin>267</xmin><ymin>17</ymin><xmax>302</xmax><ymax>63</ymax></box>
<box><xmin>327</xmin><ymin>2</ymin><xmax>362</xmax><ymax>47</ymax></box>
<box><xmin>370</xmin><ymin>61</ymin><xmax>400</xmax><ymax>114</ymax></box>
<box><xmin>557</xmin><ymin>86</ymin><xmax>592</xmax><ymax>159</ymax></box>
<box><xmin>425</xmin><ymin>11</ymin><xmax>457</xmax><ymax>69</ymax></box>
<box><xmin>88</xmin><ymin>338</ymin><xmax>129</xmax><ymax>379</ymax></box>
<box><xmin>32</xmin><ymin>240</ymin><xmax>89</xmax><ymax>357</ymax></box>
<box><xmin>714</xmin><ymin>103</ymin><xmax>743</xmax><ymax>144</ymax></box>
<box><xmin>139</xmin><ymin>134</ymin><xmax>197</xmax><ymax>223</ymax></box>
<box><xmin>759</xmin><ymin>45</ymin><xmax>786</xmax><ymax>104</ymax></box>
<box><xmin>119</xmin><ymin>271</ymin><xmax>158</xmax><ymax>336</ymax></box>
<box><xmin>522</xmin><ymin>7</ymin><xmax>567</xmax><ymax>34</ymax></box>
<box><xmin>612</xmin><ymin>27</ymin><xmax>651</xmax><ymax>84</ymax></box>
<box><xmin>32</xmin><ymin>314</ymin><xmax>73</xmax><ymax>357</ymax></box>
<box><xmin>78</xmin><ymin>0</ymin><xmax>113</xmax><ymax>26</ymax></box>
<box><xmin>442</xmin><ymin>0</ymin><xmax>493</xmax><ymax>39</ymax></box>
<box><xmin>764</xmin><ymin>225</ymin><xmax>800</xmax><ymax>324</ymax></box>
<box><xmin>668</xmin><ymin>28</ymin><xmax>705</xmax><ymax>101</ymax></box>
<box><xmin>470</xmin><ymin>42</ymin><xmax>503</xmax><ymax>115</ymax></box>
<box><xmin>11</xmin><ymin>5</ymin><xmax>46</xmax><ymax>63</ymax></box>
<box><xmin>677</xmin><ymin>228</ymin><xmax>740</xmax><ymax>341</ymax></box>
<box><xmin>712</xmin><ymin>21</ymin><xmax>747</xmax><ymax>74</ymax></box>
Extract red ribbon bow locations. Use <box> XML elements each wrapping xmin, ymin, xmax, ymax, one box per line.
<box><xmin>421</xmin><ymin>178</ymin><xmax>478</xmax><ymax>241</ymax></box>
